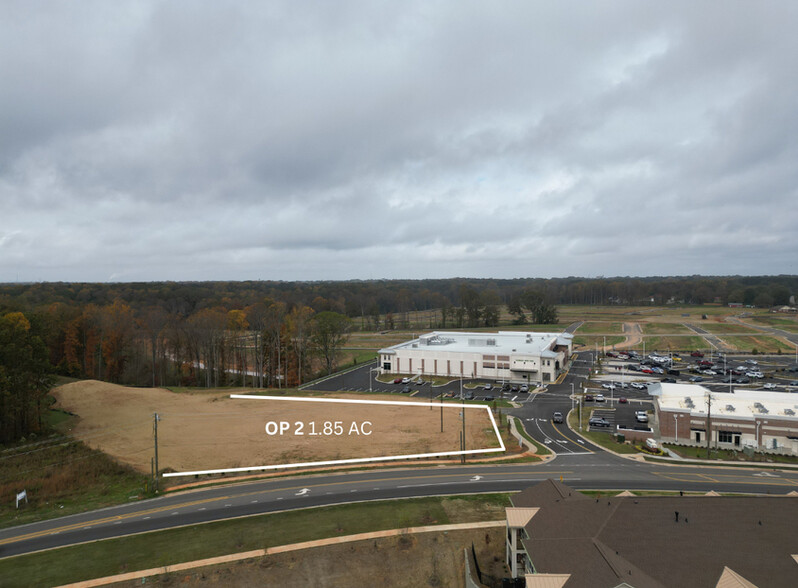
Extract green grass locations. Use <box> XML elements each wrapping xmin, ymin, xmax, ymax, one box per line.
<box><xmin>643</xmin><ymin>335</ymin><xmax>707</xmax><ymax>353</ymax></box>
<box><xmin>746</xmin><ymin>315</ymin><xmax>798</xmax><ymax>332</ymax></box>
<box><xmin>0</xmin><ymin>494</ymin><xmax>512</xmax><ymax>588</ymax></box>
<box><xmin>572</xmin><ymin>335</ymin><xmax>625</xmax><ymax>348</ymax></box>
<box><xmin>721</xmin><ymin>335</ymin><xmax>794</xmax><ymax>354</ymax></box>
<box><xmin>695</xmin><ymin>322</ymin><xmax>759</xmax><ymax>334</ymax></box>
<box><xmin>641</xmin><ymin>322</ymin><xmax>692</xmax><ymax>334</ymax></box>
<box><xmin>576</xmin><ymin>322</ymin><xmax>624</xmax><ymax>334</ymax></box>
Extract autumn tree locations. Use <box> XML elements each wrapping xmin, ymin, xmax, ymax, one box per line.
<box><xmin>311</xmin><ymin>311</ymin><xmax>352</xmax><ymax>375</ymax></box>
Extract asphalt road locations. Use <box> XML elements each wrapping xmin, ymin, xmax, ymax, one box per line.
<box><xmin>3</xmin><ymin>453</ymin><xmax>798</xmax><ymax>559</ymax></box>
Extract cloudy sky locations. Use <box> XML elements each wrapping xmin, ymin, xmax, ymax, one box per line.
<box><xmin>1</xmin><ymin>1</ymin><xmax>796</xmax><ymax>282</ymax></box>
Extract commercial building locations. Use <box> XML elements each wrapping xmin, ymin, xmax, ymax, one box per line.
<box><xmin>649</xmin><ymin>382</ymin><xmax>798</xmax><ymax>455</ymax></box>
<box><xmin>378</xmin><ymin>331</ymin><xmax>573</xmax><ymax>385</ymax></box>
<box><xmin>506</xmin><ymin>479</ymin><xmax>798</xmax><ymax>587</ymax></box>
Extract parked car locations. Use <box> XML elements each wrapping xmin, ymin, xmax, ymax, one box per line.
<box><xmin>689</xmin><ymin>376</ymin><xmax>704</xmax><ymax>382</ymax></box>
<box><xmin>746</xmin><ymin>371</ymin><xmax>764</xmax><ymax>379</ymax></box>
<box><xmin>763</xmin><ymin>383</ymin><xmax>777</xmax><ymax>390</ymax></box>
<box><xmin>484</xmin><ymin>395</ymin><xmax>494</xmax><ymax>402</ymax></box>
<box><xmin>789</xmin><ymin>380</ymin><xmax>798</xmax><ymax>386</ymax></box>
<box><xmin>641</xmin><ymin>368</ymin><xmax>655</xmax><ymax>374</ymax></box>
<box><xmin>401</xmin><ymin>377</ymin><xmax>411</xmax><ymax>384</ymax></box>
<box><xmin>691</xmin><ymin>351</ymin><xmax>704</xmax><ymax>357</ymax></box>
<box><xmin>667</xmin><ymin>369</ymin><xmax>681</xmax><ymax>376</ymax></box>
<box><xmin>393</xmin><ymin>377</ymin><xmax>403</xmax><ymax>384</ymax></box>
<box><xmin>735</xmin><ymin>377</ymin><xmax>750</xmax><ymax>384</ymax></box>
<box><xmin>416</xmin><ymin>379</ymin><xmax>424</xmax><ymax>385</ymax></box>
<box><xmin>519</xmin><ymin>384</ymin><xmax>529</xmax><ymax>393</ymax></box>
<box><xmin>501</xmin><ymin>383</ymin><xmax>511</xmax><ymax>392</ymax></box>
<box><xmin>552</xmin><ymin>411</ymin><xmax>563</xmax><ymax>423</ymax></box>
<box><xmin>661</xmin><ymin>378</ymin><xmax>677</xmax><ymax>384</ymax></box>
<box><xmin>602</xmin><ymin>383</ymin><xmax>616</xmax><ymax>390</ymax></box>
<box><xmin>401</xmin><ymin>385</ymin><xmax>411</xmax><ymax>393</ymax></box>
<box><xmin>595</xmin><ymin>393</ymin><xmax>606</xmax><ymax>402</ymax></box>
<box><xmin>618</xmin><ymin>397</ymin><xmax>628</xmax><ymax>404</ymax></box>
<box><xmin>511</xmin><ymin>385</ymin><xmax>519</xmax><ymax>392</ymax></box>
<box><xmin>589</xmin><ymin>417</ymin><xmax>611</xmax><ymax>427</ymax></box>
<box><xmin>702</xmin><ymin>370</ymin><xmax>717</xmax><ymax>376</ymax></box>
<box><xmin>465</xmin><ymin>392</ymin><xmax>474</xmax><ymax>400</ymax></box>
<box><xmin>746</xmin><ymin>359</ymin><xmax>758</xmax><ymax>365</ymax></box>
<box><xmin>631</xmin><ymin>382</ymin><xmax>647</xmax><ymax>390</ymax></box>
<box><xmin>787</xmin><ymin>365</ymin><xmax>798</xmax><ymax>373</ymax></box>
<box><xmin>584</xmin><ymin>394</ymin><xmax>594</xmax><ymax>401</ymax></box>
<box><xmin>635</xmin><ymin>411</ymin><xmax>649</xmax><ymax>423</ymax></box>
<box><xmin>484</xmin><ymin>383</ymin><xmax>493</xmax><ymax>391</ymax></box>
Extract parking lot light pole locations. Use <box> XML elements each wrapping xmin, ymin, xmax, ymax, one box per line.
<box><xmin>570</xmin><ymin>382</ymin><xmax>574</xmax><ymax>414</ymax></box>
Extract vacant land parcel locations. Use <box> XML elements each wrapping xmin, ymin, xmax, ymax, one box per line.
<box><xmin>52</xmin><ymin>382</ymin><xmax>497</xmax><ymax>475</ymax></box>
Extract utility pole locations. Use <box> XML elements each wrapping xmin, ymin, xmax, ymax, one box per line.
<box><xmin>153</xmin><ymin>413</ymin><xmax>161</xmax><ymax>493</ymax></box>
<box><xmin>440</xmin><ymin>387</ymin><xmax>444</xmax><ymax>432</ymax></box>
<box><xmin>461</xmin><ymin>401</ymin><xmax>466</xmax><ymax>463</ymax></box>
<box><xmin>705</xmin><ymin>393</ymin><xmax>712</xmax><ymax>459</ymax></box>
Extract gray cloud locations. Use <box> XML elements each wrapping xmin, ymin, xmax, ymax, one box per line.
<box><xmin>1</xmin><ymin>1</ymin><xmax>797</xmax><ymax>282</ymax></box>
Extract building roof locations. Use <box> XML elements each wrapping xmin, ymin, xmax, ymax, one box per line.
<box><xmin>650</xmin><ymin>383</ymin><xmax>798</xmax><ymax>421</ymax></box>
<box><xmin>506</xmin><ymin>507</ymin><xmax>539</xmax><ymax>528</ymax></box>
<box><xmin>379</xmin><ymin>330</ymin><xmax>572</xmax><ymax>356</ymax></box>
<box><xmin>514</xmin><ymin>480</ymin><xmax>798</xmax><ymax>588</ymax></box>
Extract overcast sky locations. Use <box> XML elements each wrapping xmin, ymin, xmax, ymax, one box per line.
<box><xmin>1</xmin><ymin>2</ymin><xmax>796</xmax><ymax>283</ymax></box>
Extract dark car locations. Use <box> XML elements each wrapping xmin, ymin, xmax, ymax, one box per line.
<box><xmin>618</xmin><ymin>397</ymin><xmax>628</xmax><ymax>404</ymax></box>
<box><xmin>416</xmin><ymin>379</ymin><xmax>424</xmax><ymax>385</ymax></box>
<box><xmin>511</xmin><ymin>385</ymin><xmax>519</xmax><ymax>392</ymax></box>
<box><xmin>501</xmin><ymin>383</ymin><xmax>511</xmax><ymax>392</ymax></box>
<box><xmin>691</xmin><ymin>351</ymin><xmax>705</xmax><ymax>357</ymax></box>
<box><xmin>661</xmin><ymin>378</ymin><xmax>677</xmax><ymax>384</ymax></box>
<box><xmin>667</xmin><ymin>369</ymin><xmax>680</xmax><ymax>376</ymax></box>
<box><xmin>465</xmin><ymin>392</ymin><xmax>475</xmax><ymax>400</ymax></box>
<box><xmin>585</xmin><ymin>393</ymin><xmax>594</xmax><ymax>401</ymax></box>
<box><xmin>552</xmin><ymin>412</ymin><xmax>564</xmax><ymax>423</ymax></box>
<box><xmin>393</xmin><ymin>378</ymin><xmax>403</xmax><ymax>384</ymax></box>
<box><xmin>484</xmin><ymin>395</ymin><xmax>495</xmax><ymax>402</ymax></box>
<box><xmin>401</xmin><ymin>385</ymin><xmax>411</xmax><ymax>393</ymax></box>
<box><xmin>589</xmin><ymin>417</ymin><xmax>611</xmax><ymax>427</ymax></box>
<box><xmin>735</xmin><ymin>377</ymin><xmax>750</xmax><ymax>384</ymax></box>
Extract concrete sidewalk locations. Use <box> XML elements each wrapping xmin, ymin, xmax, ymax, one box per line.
<box><xmin>56</xmin><ymin>520</ymin><xmax>505</xmax><ymax>588</ymax></box>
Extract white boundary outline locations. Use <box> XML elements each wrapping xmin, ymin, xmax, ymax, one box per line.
<box><xmin>162</xmin><ymin>394</ymin><xmax>506</xmax><ymax>478</ymax></box>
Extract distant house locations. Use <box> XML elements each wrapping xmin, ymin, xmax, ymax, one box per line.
<box><xmin>506</xmin><ymin>479</ymin><xmax>798</xmax><ymax>587</ymax></box>
<box><xmin>727</xmin><ymin>302</ymin><xmax>743</xmax><ymax>308</ymax></box>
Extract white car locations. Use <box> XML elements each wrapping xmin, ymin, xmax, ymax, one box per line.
<box><xmin>746</xmin><ymin>371</ymin><xmax>764</xmax><ymax>379</ymax></box>
<box><xmin>602</xmin><ymin>383</ymin><xmax>616</xmax><ymax>390</ymax></box>
<box><xmin>746</xmin><ymin>359</ymin><xmax>758</xmax><ymax>365</ymax></box>
<box><xmin>703</xmin><ymin>370</ymin><xmax>717</xmax><ymax>376</ymax></box>
<box><xmin>595</xmin><ymin>393</ymin><xmax>606</xmax><ymax>402</ymax></box>
<box><xmin>631</xmin><ymin>382</ymin><xmax>647</xmax><ymax>390</ymax></box>
<box><xmin>401</xmin><ymin>377</ymin><xmax>410</xmax><ymax>384</ymax></box>
<box><xmin>763</xmin><ymin>383</ymin><xmax>777</xmax><ymax>390</ymax></box>
<box><xmin>635</xmin><ymin>411</ymin><xmax>649</xmax><ymax>423</ymax></box>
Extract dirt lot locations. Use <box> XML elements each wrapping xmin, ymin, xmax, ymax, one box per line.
<box><xmin>52</xmin><ymin>382</ymin><xmax>497</xmax><ymax>475</ymax></box>
<box><xmin>113</xmin><ymin>528</ymin><xmax>506</xmax><ymax>588</ymax></box>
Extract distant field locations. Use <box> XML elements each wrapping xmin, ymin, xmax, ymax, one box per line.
<box><xmin>696</xmin><ymin>322</ymin><xmax>760</xmax><ymax>334</ymax></box>
<box><xmin>575</xmin><ymin>321</ymin><xmax>624</xmax><ymax>334</ymax></box>
<box><xmin>572</xmin><ymin>335</ymin><xmax>625</xmax><ymax>348</ymax></box>
<box><xmin>641</xmin><ymin>322</ymin><xmax>692</xmax><ymax>334</ymax></box>
<box><xmin>719</xmin><ymin>335</ymin><xmax>794</xmax><ymax>354</ymax></box>
<box><xmin>745</xmin><ymin>315</ymin><xmax>798</xmax><ymax>332</ymax></box>
<box><xmin>643</xmin><ymin>336</ymin><xmax>708</xmax><ymax>353</ymax></box>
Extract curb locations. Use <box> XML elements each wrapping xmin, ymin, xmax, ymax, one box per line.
<box><xmin>55</xmin><ymin>520</ymin><xmax>505</xmax><ymax>588</ymax></box>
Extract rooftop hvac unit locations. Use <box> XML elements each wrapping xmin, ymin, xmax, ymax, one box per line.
<box><xmin>726</xmin><ymin>405</ymin><xmax>736</xmax><ymax>412</ymax></box>
<box><xmin>759</xmin><ymin>407</ymin><xmax>769</xmax><ymax>414</ymax></box>
<box><xmin>784</xmin><ymin>408</ymin><xmax>795</xmax><ymax>416</ymax></box>
<box><xmin>487</xmin><ymin>338</ymin><xmax>496</xmax><ymax>346</ymax></box>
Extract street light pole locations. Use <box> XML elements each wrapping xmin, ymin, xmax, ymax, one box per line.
<box><xmin>570</xmin><ymin>382</ymin><xmax>574</xmax><ymax>415</ymax></box>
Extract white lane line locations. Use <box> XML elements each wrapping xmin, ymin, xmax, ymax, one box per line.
<box><xmin>171</xmin><ymin>511</ymin><xmax>179</xmax><ymax>515</ymax></box>
<box><xmin>350</xmin><ymin>489</ymin><xmax>357</xmax><ymax>492</ymax></box>
<box><xmin>198</xmin><ymin>508</ymin><xmax>206</xmax><ymax>511</ymax></box>
<box><xmin>276</xmin><ymin>497</ymin><xmax>283</xmax><ymax>500</ymax></box>
<box><xmin>143</xmin><ymin>516</ymin><xmax>150</xmax><ymax>520</ymax></box>
<box><xmin>251</xmin><ymin>500</ymin><xmax>258</xmax><ymax>503</ymax></box>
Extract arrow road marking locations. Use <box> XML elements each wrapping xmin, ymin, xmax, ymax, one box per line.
<box><xmin>295</xmin><ymin>488</ymin><xmax>311</xmax><ymax>496</ymax></box>
<box><xmin>470</xmin><ymin>476</ymin><xmax>483</xmax><ymax>481</ymax></box>
<box><xmin>753</xmin><ymin>472</ymin><xmax>779</xmax><ymax>478</ymax></box>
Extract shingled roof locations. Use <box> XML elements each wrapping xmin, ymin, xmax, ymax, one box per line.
<box><xmin>512</xmin><ymin>481</ymin><xmax>798</xmax><ymax>587</ymax></box>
